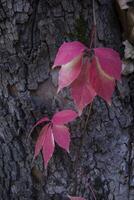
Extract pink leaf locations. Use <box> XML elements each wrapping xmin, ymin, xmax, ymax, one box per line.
<box><xmin>71</xmin><ymin>61</ymin><xmax>96</xmax><ymax>115</ymax></box>
<box><xmin>68</xmin><ymin>195</ymin><xmax>86</xmax><ymax>200</ymax></box>
<box><xmin>57</xmin><ymin>54</ymin><xmax>82</xmax><ymax>92</ymax></box>
<box><xmin>52</xmin><ymin>110</ymin><xmax>78</xmax><ymax>125</ymax></box>
<box><xmin>52</xmin><ymin>125</ymin><xmax>70</xmax><ymax>152</ymax></box>
<box><xmin>53</xmin><ymin>41</ymin><xmax>86</xmax><ymax>67</ymax></box>
<box><xmin>94</xmin><ymin>48</ymin><xmax>122</xmax><ymax>80</ymax></box>
<box><xmin>34</xmin><ymin>124</ymin><xmax>50</xmax><ymax>158</ymax></box>
<box><xmin>42</xmin><ymin>126</ymin><xmax>55</xmax><ymax>168</ymax></box>
<box><xmin>52</xmin><ymin>41</ymin><xmax>121</xmax><ymax>110</ymax></box>
<box><xmin>33</xmin><ymin>110</ymin><xmax>77</xmax><ymax>168</ymax></box>
<box><xmin>89</xmin><ymin>56</ymin><xmax>115</xmax><ymax>103</ymax></box>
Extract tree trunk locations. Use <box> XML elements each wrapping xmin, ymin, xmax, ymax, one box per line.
<box><xmin>0</xmin><ymin>0</ymin><xmax>133</xmax><ymax>200</ymax></box>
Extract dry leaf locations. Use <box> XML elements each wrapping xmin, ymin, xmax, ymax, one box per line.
<box><xmin>122</xmin><ymin>40</ymin><xmax>134</xmax><ymax>75</ymax></box>
<box><xmin>116</xmin><ymin>0</ymin><xmax>133</xmax><ymax>9</ymax></box>
<box><xmin>116</xmin><ymin>1</ymin><xmax>134</xmax><ymax>44</ymax></box>
<box><xmin>127</xmin><ymin>8</ymin><xmax>134</xmax><ymax>44</ymax></box>
<box><xmin>123</xmin><ymin>40</ymin><xmax>134</xmax><ymax>59</ymax></box>
<box><xmin>122</xmin><ymin>61</ymin><xmax>134</xmax><ymax>75</ymax></box>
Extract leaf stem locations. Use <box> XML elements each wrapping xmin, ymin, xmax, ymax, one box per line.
<box><xmin>88</xmin><ymin>179</ymin><xmax>97</xmax><ymax>200</ymax></box>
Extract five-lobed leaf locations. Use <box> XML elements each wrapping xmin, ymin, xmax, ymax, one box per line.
<box><xmin>32</xmin><ymin>110</ymin><xmax>78</xmax><ymax>168</ymax></box>
<box><xmin>53</xmin><ymin>41</ymin><xmax>122</xmax><ymax>114</ymax></box>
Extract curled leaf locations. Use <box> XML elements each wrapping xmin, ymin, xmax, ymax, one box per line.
<box><xmin>116</xmin><ymin>0</ymin><xmax>132</xmax><ymax>9</ymax></box>
<box><xmin>29</xmin><ymin>117</ymin><xmax>49</xmax><ymax>137</ymax></box>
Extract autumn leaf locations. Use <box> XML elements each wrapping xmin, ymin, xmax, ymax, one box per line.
<box><xmin>89</xmin><ymin>48</ymin><xmax>121</xmax><ymax>103</ymax></box>
<box><xmin>71</xmin><ymin>60</ymin><xmax>96</xmax><ymax>115</ymax></box>
<box><xmin>52</xmin><ymin>125</ymin><xmax>70</xmax><ymax>152</ymax></box>
<box><xmin>116</xmin><ymin>0</ymin><xmax>132</xmax><ymax>9</ymax></box>
<box><xmin>42</xmin><ymin>126</ymin><xmax>55</xmax><ymax>167</ymax></box>
<box><xmin>53</xmin><ymin>41</ymin><xmax>121</xmax><ymax>114</ymax></box>
<box><xmin>32</xmin><ymin>110</ymin><xmax>78</xmax><ymax>168</ymax></box>
<box><xmin>53</xmin><ymin>41</ymin><xmax>86</xmax><ymax>67</ymax></box>
<box><xmin>57</xmin><ymin>54</ymin><xmax>83</xmax><ymax>93</ymax></box>
<box><xmin>52</xmin><ymin>110</ymin><xmax>78</xmax><ymax>125</ymax></box>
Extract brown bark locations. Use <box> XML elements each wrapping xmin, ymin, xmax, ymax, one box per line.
<box><xmin>0</xmin><ymin>0</ymin><xmax>134</xmax><ymax>200</ymax></box>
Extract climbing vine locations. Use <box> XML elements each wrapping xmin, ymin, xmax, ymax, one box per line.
<box><xmin>30</xmin><ymin>0</ymin><xmax>122</xmax><ymax>199</ymax></box>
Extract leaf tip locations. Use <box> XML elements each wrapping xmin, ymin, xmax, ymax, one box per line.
<box><xmin>44</xmin><ymin>163</ymin><xmax>48</xmax><ymax>170</ymax></box>
<box><xmin>107</xmin><ymin>101</ymin><xmax>112</xmax><ymax>106</ymax></box>
<box><xmin>77</xmin><ymin>109</ymin><xmax>82</xmax><ymax>116</ymax></box>
<box><xmin>57</xmin><ymin>86</ymin><xmax>62</xmax><ymax>94</ymax></box>
<box><xmin>67</xmin><ymin>148</ymin><xmax>70</xmax><ymax>153</ymax></box>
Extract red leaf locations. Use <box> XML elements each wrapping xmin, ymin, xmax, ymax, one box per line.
<box><xmin>57</xmin><ymin>54</ymin><xmax>82</xmax><ymax>92</ymax></box>
<box><xmin>42</xmin><ymin>126</ymin><xmax>55</xmax><ymax>168</ymax></box>
<box><xmin>52</xmin><ymin>110</ymin><xmax>78</xmax><ymax>125</ymax></box>
<box><xmin>34</xmin><ymin>124</ymin><xmax>49</xmax><ymax>158</ymax></box>
<box><xmin>71</xmin><ymin>61</ymin><xmax>96</xmax><ymax>115</ymax></box>
<box><xmin>89</xmin><ymin>55</ymin><xmax>116</xmax><ymax>103</ymax></box>
<box><xmin>52</xmin><ymin>125</ymin><xmax>70</xmax><ymax>152</ymax></box>
<box><xmin>33</xmin><ymin>110</ymin><xmax>77</xmax><ymax>168</ymax></box>
<box><xmin>53</xmin><ymin>41</ymin><xmax>86</xmax><ymax>67</ymax></box>
<box><xmin>53</xmin><ymin>41</ymin><xmax>121</xmax><ymax>111</ymax></box>
<box><xmin>68</xmin><ymin>195</ymin><xmax>86</xmax><ymax>200</ymax></box>
<box><xmin>94</xmin><ymin>48</ymin><xmax>122</xmax><ymax>80</ymax></box>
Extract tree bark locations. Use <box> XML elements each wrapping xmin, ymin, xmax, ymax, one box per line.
<box><xmin>0</xmin><ymin>0</ymin><xmax>133</xmax><ymax>200</ymax></box>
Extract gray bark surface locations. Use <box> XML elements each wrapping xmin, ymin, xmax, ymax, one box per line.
<box><xmin>0</xmin><ymin>0</ymin><xmax>133</xmax><ymax>200</ymax></box>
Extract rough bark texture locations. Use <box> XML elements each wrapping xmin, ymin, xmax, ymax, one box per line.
<box><xmin>0</xmin><ymin>0</ymin><xmax>134</xmax><ymax>200</ymax></box>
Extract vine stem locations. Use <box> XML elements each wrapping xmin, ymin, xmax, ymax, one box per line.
<box><xmin>73</xmin><ymin>0</ymin><xmax>97</xmax><ymax>198</ymax></box>
<box><xmin>83</xmin><ymin>102</ymin><xmax>93</xmax><ymax>133</ymax></box>
<box><xmin>73</xmin><ymin>103</ymin><xmax>93</xmax><ymax>170</ymax></box>
<box><xmin>89</xmin><ymin>0</ymin><xmax>97</xmax><ymax>49</ymax></box>
<box><xmin>89</xmin><ymin>181</ymin><xmax>97</xmax><ymax>200</ymax></box>
<box><xmin>93</xmin><ymin>0</ymin><xmax>96</xmax><ymax>27</ymax></box>
<box><xmin>73</xmin><ymin>103</ymin><xmax>97</xmax><ymax>200</ymax></box>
